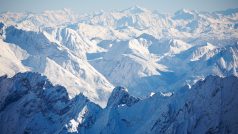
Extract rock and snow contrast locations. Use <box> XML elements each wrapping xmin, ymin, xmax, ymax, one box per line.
<box><xmin>0</xmin><ymin>72</ymin><xmax>238</xmax><ymax>134</ymax></box>
<box><xmin>1</xmin><ymin>7</ymin><xmax>238</xmax><ymax>103</ymax></box>
<box><xmin>86</xmin><ymin>75</ymin><xmax>238</xmax><ymax>134</ymax></box>
<box><xmin>0</xmin><ymin>6</ymin><xmax>238</xmax><ymax>133</ymax></box>
<box><xmin>0</xmin><ymin>72</ymin><xmax>102</xmax><ymax>134</ymax></box>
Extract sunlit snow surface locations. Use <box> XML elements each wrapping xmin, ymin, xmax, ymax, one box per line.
<box><xmin>0</xmin><ymin>6</ymin><xmax>238</xmax><ymax>107</ymax></box>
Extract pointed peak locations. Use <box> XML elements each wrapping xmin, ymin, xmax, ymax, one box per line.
<box><xmin>130</xmin><ymin>5</ymin><xmax>147</xmax><ymax>11</ymax></box>
<box><xmin>107</xmin><ymin>86</ymin><xmax>139</xmax><ymax>108</ymax></box>
<box><xmin>123</xmin><ymin>6</ymin><xmax>148</xmax><ymax>14</ymax></box>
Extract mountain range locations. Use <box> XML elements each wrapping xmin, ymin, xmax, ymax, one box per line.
<box><xmin>0</xmin><ymin>6</ymin><xmax>238</xmax><ymax>133</ymax></box>
<box><xmin>0</xmin><ymin>72</ymin><xmax>237</xmax><ymax>133</ymax></box>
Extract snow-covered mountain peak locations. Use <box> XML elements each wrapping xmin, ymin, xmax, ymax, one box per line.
<box><xmin>83</xmin><ymin>75</ymin><xmax>238</xmax><ymax>134</ymax></box>
<box><xmin>173</xmin><ymin>8</ymin><xmax>197</xmax><ymax>20</ymax></box>
<box><xmin>107</xmin><ymin>86</ymin><xmax>140</xmax><ymax>108</ymax></box>
<box><xmin>0</xmin><ymin>72</ymin><xmax>102</xmax><ymax>134</ymax></box>
<box><xmin>0</xmin><ymin>24</ymin><xmax>114</xmax><ymax>107</ymax></box>
<box><xmin>185</xmin><ymin>42</ymin><xmax>217</xmax><ymax>61</ymax></box>
<box><xmin>122</xmin><ymin>6</ymin><xmax>149</xmax><ymax>14</ymax></box>
<box><xmin>167</xmin><ymin>39</ymin><xmax>192</xmax><ymax>55</ymax></box>
<box><xmin>0</xmin><ymin>6</ymin><xmax>238</xmax><ymax>114</ymax></box>
<box><xmin>0</xmin><ymin>72</ymin><xmax>66</xmax><ymax>112</ymax></box>
<box><xmin>0</xmin><ymin>69</ymin><xmax>238</xmax><ymax>134</ymax></box>
<box><xmin>43</xmin><ymin>8</ymin><xmax>73</xmax><ymax>15</ymax></box>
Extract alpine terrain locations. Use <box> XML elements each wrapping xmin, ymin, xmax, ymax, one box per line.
<box><xmin>0</xmin><ymin>6</ymin><xmax>238</xmax><ymax>134</ymax></box>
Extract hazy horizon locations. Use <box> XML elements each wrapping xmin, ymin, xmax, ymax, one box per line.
<box><xmin>0</xmin><ymin>0</ymin><xmax>238</xmax><ymax>14</ymax></box>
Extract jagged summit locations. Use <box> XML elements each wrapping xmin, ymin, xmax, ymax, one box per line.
<box><xmin>1</xmin><ymin>6</ymin><xmax>238</xmax><ymax>104</ymax></box>
<box><xmin>0</xmin><ymin>72</ymin><xmax>101</xmax><ymax>134</ymax></box>
<box><xmin>1</xmin><ymin>72</ymin><xmax>238</xmax><ymax>134</ymax></box>
<box><xmin>0</xmin><ymin>8</ymin><xmax>238</xmax><ymax>134</ymax></box>
<box><xmin>107</xmin><ymin>86</ymin><xmax>139</xmax><ymax>107</ymax></box>
<box><xmin>92</xmin><ymin>75</ymin><xmax>238</xmax><ymax>134</ymax></box>
<box><xmin>0</xmin><ymin>24</ymin><xmax>113</xmax><ymax>107</ymax></box>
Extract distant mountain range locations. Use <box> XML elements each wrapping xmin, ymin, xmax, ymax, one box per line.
<box><xmin>0</xmin><ymin>7</ymin><xmax>237</xmax><ymax>107</ymax></box>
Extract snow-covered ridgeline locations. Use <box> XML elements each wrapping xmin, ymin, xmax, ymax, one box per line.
<box><xmin>0</xmin><ymin>72</ymin><xmax>237</xmax><ymax>134</ymax></box>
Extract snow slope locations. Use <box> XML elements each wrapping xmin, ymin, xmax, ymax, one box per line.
<box><xmin>0</xmin><ymin>24</ymin><xmax>113</xmax><ymax>107</ymax></box>
<box><xmin>0</xmin><ymin>39</ymin><xmax>29</xmax><ymax>76</ymax></box>
<box><xmin>90</xmin><ymin>39</ymin><xmax>169</xmax><ymax>96</ymax></box>
<box><xmin>0</xmin><ymin>7</ymin><xmax>238</xmax><ymax>103</ymax></box>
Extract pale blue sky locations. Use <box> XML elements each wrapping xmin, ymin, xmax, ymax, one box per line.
<box><xmin>0</xmin><ymin>0</ymin><xmax>238</xmax><ymax>13</ymax></box>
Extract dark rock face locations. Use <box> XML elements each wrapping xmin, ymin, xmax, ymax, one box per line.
<box><xmin>1</xmin><ymin>72</ymin><xmax>238</xmax><ymax>134</ymax></box>
<box><xmin>107</xmin><ymin>86</ymin><xmax>140</xmax><ymax>107</ymax></box>
<box><xmin>0</xmin><ymin>72</ymin><xmax>101</xmax><ymax>134</ymax></box>
<box><xmin>87</xmin><ymin>76</ymin><xmax>238</xmax><ymax>134</ymax></box>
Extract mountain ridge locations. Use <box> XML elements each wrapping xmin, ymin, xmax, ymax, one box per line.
<box><xmin>0</xmin><ymin>72</ymin><xmax>237</xmax><ymax>133</ymax></box>
<box><xmin>0</xmin><ymin>6</ymin><xmax>237</xmax><ymax>106</ymax></box>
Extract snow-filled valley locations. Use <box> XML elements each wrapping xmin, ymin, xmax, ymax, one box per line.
<box><xmin>0</xmin><ymin>6</ymin><xmax>238</xmax><ymax>133</ymax></box>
